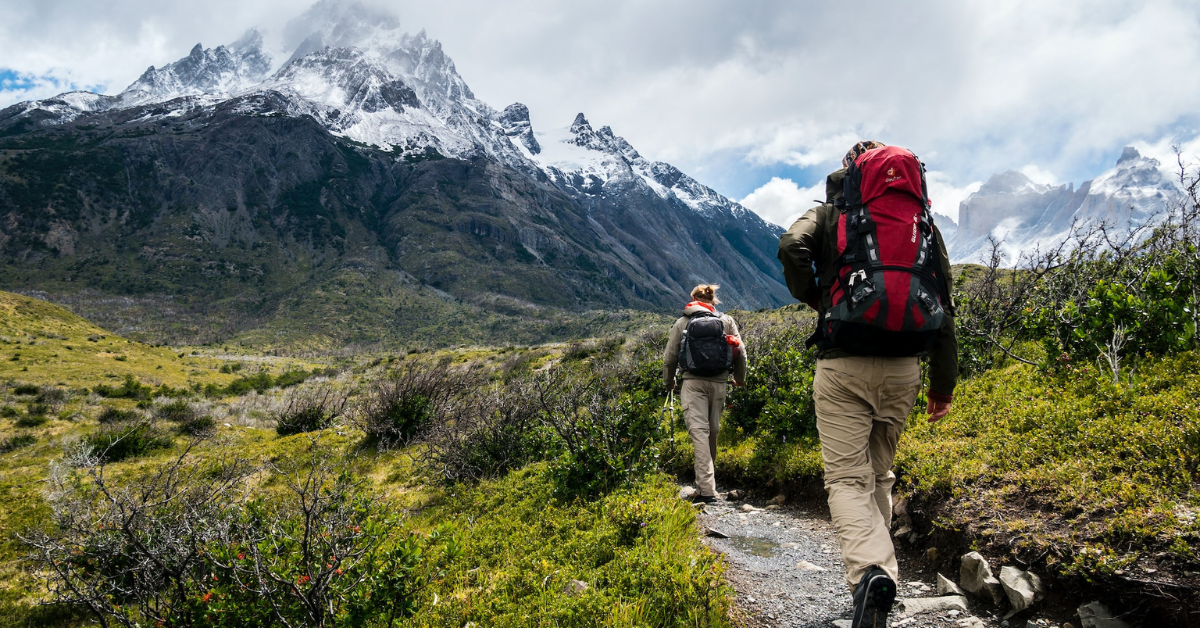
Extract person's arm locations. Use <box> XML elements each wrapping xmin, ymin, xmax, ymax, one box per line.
<box><xmin>725</xmin><ymin>316</ymin><xmax>747</xmax><ymax>385</ymax></box>
<box><xmin>663</xmin><ymin>319</ymin><xmax>684</xmax><ymax>390</ymax></box>
<box><xmin>778</xmin><ymin>206</ymin><xmax>825</xmax><ymax>308</ymax></box>
<box><xmin>927</xmin><ymin>224</ymin><xmax>959</xmax><ymax>422</ymax></box>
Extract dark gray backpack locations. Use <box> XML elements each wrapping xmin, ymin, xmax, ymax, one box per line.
<box><xmin>678</xmin><ymin>312</ymin><xmax>733</xmax><ymax>376</ymax></box>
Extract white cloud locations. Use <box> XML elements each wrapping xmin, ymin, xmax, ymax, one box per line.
<box><xmin>739</xmin><ymin>177</ymin><xmax>825</xmax><ymax>227</ymax></box>
<box><xmin>2</xmin><ymin>0</ymin><xmax>1199</xmax><ymax>200</ymax></box>
<box><xmin>1019</xmin><ymin>165</ymin><xmax>1059</xmax><ymax>186</ymax></box>
<box><xmin>925</xmin><ymin>171</ymin><xmax>982</xmax><ymax>224</ymax></box>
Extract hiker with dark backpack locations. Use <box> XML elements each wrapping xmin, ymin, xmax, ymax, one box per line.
<box><xmin>778</xmin><ymin>141</ymin><xmax>958</xmax><ymax>628</ymax></box>
<box><xmin>663</xmin><ymin>284</ymin><xmax>747</xmax><ymax>504</ymax></box>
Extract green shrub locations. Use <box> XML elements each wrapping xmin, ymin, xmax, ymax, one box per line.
<box><xmin>178</xmin><ymin>415</ymin><xmax>215</xmax><ymax>436</ymax></box>
<box><xmin>84</xmin><ymin>422</ymin><xmax>173</xmax><ymax>462</ymax></box>
<box><xmin>420</xmin><ymin>375</ymin><xmax>556</xmax><ymax>483</ymax></box>
<box><xmin>0</xmin><ymin>433</ymin><xmax>36</xmax><ymax>453</ymax></box>
<box><xmin>1</xmin><ymin>405</ymin><xmax>19</xmax><ymax>418</ymax></box>
<box><xmin>15</xmin><ymin>413</ymin><xmax>48</xmax><ymax>428</ymax></box>
<box><xmin>724</xmin><ymin>319</ymin><xmax>816</xmax><ymax>441</ymax></box>
<box><xmin>12</xmin><ymin>384</ymin><xmax>39</xmax><ymax>396</ymax></box>
<box><xmin>536</xmin><ymin>365</ymin><xmax>666</xmax><ymax>497</ymax></box>
<box><xmin>96</xmin><ymin>406</ymin><xmax>139</xmax><ymax>424</ymax></box>
<box><xmin>355</xmin><ymin>358</ymin><xmax>473</xmax><ymax>447</ymax></box>
<box><xmin>93</xmin><ymin>375</ymin><xmax>152</xmax><ymax>400</ymax></box>
<box><xmin>154</xmin><ymin>399</ymin><xmax>196</xmax><ymax>423</ymax></box>
<box><xmin>275</xmin><ymin>385</ymin><xmax>347</xmax><ymax>436</ymax></box>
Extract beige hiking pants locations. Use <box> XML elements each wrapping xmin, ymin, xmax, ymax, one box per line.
<box><xmin>813</xmin><ymin>356</ymin><xmax>921</xmax><ymax>588</ymax></box>
<box><xmin>681</xmin><ymin>378</ymin><xmax>727</xmax><ymax>497</ymax></box>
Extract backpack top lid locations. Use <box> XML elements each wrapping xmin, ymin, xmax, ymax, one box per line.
<box><xmin>852</xmin><ymin>146</ymin><xmax>927</xmax><ymax>206</ymax></box>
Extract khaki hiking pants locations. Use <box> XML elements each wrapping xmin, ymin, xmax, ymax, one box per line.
<box><xmin>681</xmin><ymin>378</ymin><xmax>727</xmax><ymax>497</ymax></box>
<box><xmin>813</xmin><ymin>355</ymin><xmax>921</xmax><ymax>588</ymax></box>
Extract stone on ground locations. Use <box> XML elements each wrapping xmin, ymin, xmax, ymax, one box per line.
<box><xmin>937</xmin><ymin>572</ymin><xmax>966</xmax><ymax>596</ymax></box>
<box><xmin>957</xmin><ymin>617</ymin><xmax>985</xmax><ymax>628</ymax></box>
<box><xmin>898</xmin><ymin>595</ymin><xmax>969</xmax><ymax>614</ymax></box>
<box><xmin>1078</xmin><ymin>601</ymin><xmax>1133</xmax><ymax>628</ymax></box>
<box><xmin>794</xmin><ymin>560</ymin><xmax>827</xmax><ymax>572</ymax></box>
<box><xmin>999</xmin><ymin>565</ymin><xmax>1045</xmax><ymax>612</ymax></box>
<box><xmin>769</xmin><ymin>494</ymin><xmax>787</xmax><ymax>505</ymax></box>
<box><xmin>679</xmin><ymin>486</ymin><xmax>699</xmax><ymax>500</ymax></box>
<box><xmin>832</xmin><ymin>620</ymin><xmax>852</xmax><ymax>628</ymax></box>
<box><xmin>703</xmin><ymin>527</ymin><xmax>729</xmax><ymax>539</ymax></box>
<box><xmin>960</xmin><ymin>551</ymin><xmax>1006</xmax><ymax>605</ymax></box>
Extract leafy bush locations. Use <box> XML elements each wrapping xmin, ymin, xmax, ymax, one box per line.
<box><xmin>96</xmin><ymin>406</ymin><xmax>139</xmax><ymax>424</ymax></box>
<box><xmin>153</xmin><ymin>398</ymin><xmax>196</xmax><ymax>423</ymax></box>
<box><xmin>15</xmin><ymin>413</ymin><xmax>48</xmax><ymax>428</ymax></box>
<box><xmin>274</xmin><ymin>385</ymin><xmax>348</xmax><ymax>436</ymax></box>
<box><xmin>22</xmin><ymin>443</ymin><xmax>456</xmax><ymax>628</ymax></box>
<box><xmin>208</xmin><ymin>370</ymin><xmax>312</xmax><ymax>397</ymax></box>
<box><xmin>12</xmin><ymin>384</ymin><xmax>39</xmax><ymax>395</ymax></box>
<box><xmin>0</xmin><ymin>433</ymin><xmax>36</xmax><ymax>453</ymax></box>
<box><xmin>724</xmin><ymin>316</ymin><xmax>817</xmax><ymax>442</ymax></box>
<box><xmin>83</xmin><ymin>421</ymin><xmax>173</xmax><ymax>462</ymax></box>
<box><xmin>1</xmin><ymin>405</ymin><xmax>18</xmax><ymax>418</ymax></box>
<box><xmin>420</xmin><ymin>374</ymin><xmax>555</xmax><ymax>483</ymax></box>
<box><xmin>535</xmin><ymin>364</ymin><xmax>666</xmax><ymax>497</ymax></box>
<box><xmin>354</xmin><ymin>358</ymin><xmax>475</xmax><ymax>448</ymax></box>
<box><xmin>178</xmin><ymin>415</ymin><xmax>215</xmax><ymax>436</ymax></box>
<box><xmin>93</xmin><ymin>375</ymin><xmax>152</xmax><ymax>400</ymax></box>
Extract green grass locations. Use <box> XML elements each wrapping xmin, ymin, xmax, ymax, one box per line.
<box><xmin>897</xmin><ymin>352</ymin><xmax>1200</xmax><ymax>577</ymax></box>
<box><xmin>405</xmin><ymin>468</ymin><xmax>730</xmax><ymax>627</ymax></box>
<box><xmin>0</xmin><ymin>290</ymin><xmax>232</xmax><ymax>389</ymax></box>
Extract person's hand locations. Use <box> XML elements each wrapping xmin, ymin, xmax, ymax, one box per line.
<box><xmin>927</xmin><ymin>397</ymin><xmax>951</xmax><ymax>423</ymax></box>
<box><xmin>666</xmin><ymin>379</ymin><xmax>676</xmax><ymax>392</ymax></box>
<box><xmin>732</xmin><ymin>379</ymin><xmax>743</xmax><ymax>387</ymax></box>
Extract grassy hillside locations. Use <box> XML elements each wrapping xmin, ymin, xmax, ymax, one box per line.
<box><xmin>0</xmin><ymin>290</ymin><xmax>238</xmax><ymax>389</ymax></box>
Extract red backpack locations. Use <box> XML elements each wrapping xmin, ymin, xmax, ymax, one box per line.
<box><xmin>815</xmin><ymin>146</ymin><xmax>950</xmax><ymax>356</ymax></box>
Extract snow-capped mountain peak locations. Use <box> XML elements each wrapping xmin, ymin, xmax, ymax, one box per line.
<box><xmin>118</xmin><ymin>30</ymin><xmax>272</xmax><ymax>106</ymax></box>
<box><xmin>949</xmin><ymin>146</ymin><xmax>1180</xmax><ymax>263</ymax></box>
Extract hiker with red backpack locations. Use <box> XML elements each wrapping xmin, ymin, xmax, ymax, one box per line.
<box><xmin>663</xmin><ymin>284</ymin><xmax>747</xmax><ymax>504</ymax></box>
<box><xmin>778</xmin><ymin>141</ymin><xmax>958</xmax><ymax>628</ymax></box>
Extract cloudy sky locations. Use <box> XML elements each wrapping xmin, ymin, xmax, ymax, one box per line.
<box><xmin>3</xmin><ymin>0</ymin><xmax>1199</xmax><ymax>226</ymax></box>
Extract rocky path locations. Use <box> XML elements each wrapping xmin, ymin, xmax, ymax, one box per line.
<box><xmin>693</xmin><ymin>490</ymin><xmax>1073</xmax><ymax>628</ymax></box>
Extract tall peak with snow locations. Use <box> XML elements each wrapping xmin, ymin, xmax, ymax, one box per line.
<box><xmin>118</xmin><ymin>30</ymin><xmax>271</xmax><ymax>106</ymax></box>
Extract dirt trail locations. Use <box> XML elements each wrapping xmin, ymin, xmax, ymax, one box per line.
<box><xmin>695</xmin><ymin>492</ymin><xmax>1036</xmax><ymax>628</ymax></box>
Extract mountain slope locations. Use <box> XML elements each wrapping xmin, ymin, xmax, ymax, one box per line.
<box><xmin>0</xmin><ymin>0</ymin><xmax>787</xmax><ymax>348</ymax></box>
<box><xmin>947</xmin><ymin>147</ymin><xmax>1179</xmax><ymax>262</ymax></box>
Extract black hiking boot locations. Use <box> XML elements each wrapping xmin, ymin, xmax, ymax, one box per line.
<box><xmin>691</xmin><ymin>493</ymin><xmax>718</xmax><ymax>504</ymax></box>
<box><xmin>851</xmin><ymin>567</ymin><xmax>895</xmax><ymax>628</ymax></box>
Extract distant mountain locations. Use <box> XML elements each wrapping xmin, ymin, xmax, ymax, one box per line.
<box><xmin>0</xmin><ymin>0</ymin><xmax>787</xmax><ymax>349</ymax></box>
<box><xmin>945</xmin><ymin>147</ymin><xmax>1179</xmax><ymax>262</ymax></box>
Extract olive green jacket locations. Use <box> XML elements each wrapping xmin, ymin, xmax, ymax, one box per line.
<box><xmin>777</xmin><ymin>168</ymin><xmax>959</xmax><ymax>400</ymax></box>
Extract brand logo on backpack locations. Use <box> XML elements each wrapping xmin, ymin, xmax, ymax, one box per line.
<box><xmin>812</xmin><ymin>145</ymin><xmax>951</xmax><ymax>357</ymax></box>
<box><xmin>679</xmin><ymin>311</ymin><xmax>734</xmax><ymax>377</ymax></box>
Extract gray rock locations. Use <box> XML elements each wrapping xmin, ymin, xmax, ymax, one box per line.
<box><xmin>893</xmin><ymin>498</ymin><xmax>908</xmax><ymax>517</ymax></box>
<box><xmin>769</xmin><ymin>494</ymin><xmax>787</xmax><ymax>505</ymax></box>
<box><xmin>938</xmin><ymin>572</ymin><xmax>966</xmax><ymax>596</ymax></box>
<box><xmin>1078</xmin><ymin>601</ymin><xmax>1132</xmax><ymax>628</ymax></box>
<box><xmin>960</xmin><ymin>551</ymin><xmax>1005</xmax><ymax>605</ymax></box>
<box><xmin>999</xmin><ymin>566</ymin><xmax>1045</xmax><ymax>612</ymax></box>
<box><xmin>703</xmin><ymin>527</ymin><xmax>729</xmax><ymax>539</ymax></box>
<box><xmin>740</xmin><ymin>504</ymin><xmax>759</xmax><ymax>513</ymax></box>
<box><xmin>957</xmin><ymin>618</ymin><xmax>986</xmax><ymax>628</ymax></box>
<box><xmin>679</xmin><ymin>486</ymin><xmax>699</xmax><ymax>501</ymax></box>
<box><xmin>898</xmin><ymin>595</ymin><xmax>969</xmax><ymax>614</ymax></box>
<box><xmin>564</xmin><ymin>579</ymin><xmax>589</xmax><ymax>596</ymax></box>
<box><xmin>724</xmin><ymin>489</ymin><xmax>744</xmax><ymax>501</ymax></box>
<box><xmin>832</xmin><ymin>621</ymin><xmax>852</xmax><ymax>628</ymax></box>
<box><xmin>794</xmin><ymin>560</ymin><xmax>827</xmax><ymax>572</ymax></box>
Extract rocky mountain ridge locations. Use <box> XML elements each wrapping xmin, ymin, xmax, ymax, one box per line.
<box><xmin>946</xmin><ymin>147</ymin><xmax>1179</xmax><ymax>262</ymax></box>
<box><xmin>0</xmin><ymin>0</ymin><xmax>789</xmax><ymax>348</ymax></box>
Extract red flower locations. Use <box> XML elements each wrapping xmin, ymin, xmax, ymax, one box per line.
<box><xmin>201</xmin><ymin>591</ymin><xmax>213</xmax><ymax>603</ymax></box>
<box><xmin>237</xmin><ymin>552</ymin><xmax>245</xmax><ymax>560</ymax></box>
<box><xmin>298</xmin><ymin>575</ymin><xmax>311</xmax><ymax>585</ymax></box>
